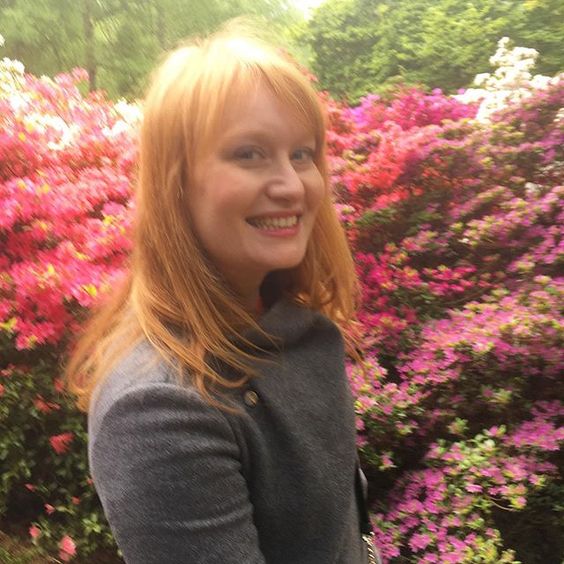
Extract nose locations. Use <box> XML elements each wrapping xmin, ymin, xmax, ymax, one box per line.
<box><xmin>265</xmin><ymin>157</ymin><xmax>304</xmax><ymax>203</ymax></box>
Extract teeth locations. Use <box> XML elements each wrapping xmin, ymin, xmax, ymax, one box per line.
<box><xmin>248</xmin><ymin>215</ymin><xmax>299</xmax><ymax>230</ymax></box>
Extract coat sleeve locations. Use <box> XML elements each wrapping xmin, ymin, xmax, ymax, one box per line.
<box><xmin>89</xmin><ymin>382</ymin><xmax>265</xmax><ymax>564</ymax></box>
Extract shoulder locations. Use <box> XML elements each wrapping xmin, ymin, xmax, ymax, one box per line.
<box><xmin>85</xmin><ymin>342</ymin><xmax>265</xmax><ymax>563</ymax></box>
<box><xmin>246</xmin><ymin>297</ymin><xmax>344</xmax><ymax>352</ymax></box>
<box><xmin>87</xmin><ymin>339</ymin><xmax>224</xmax><ymax>444</ymax></box>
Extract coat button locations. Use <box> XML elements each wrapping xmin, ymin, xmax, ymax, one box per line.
<box><xmin>243</xmin><ymin>390</ymin><xmax>259</xmax><ymax>407</ymax></box>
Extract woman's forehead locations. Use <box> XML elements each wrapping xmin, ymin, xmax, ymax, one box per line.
<box><xmin>217</xmin><ymin>84</ymin><xmax>317</xmax><ymax>139</ymax></box>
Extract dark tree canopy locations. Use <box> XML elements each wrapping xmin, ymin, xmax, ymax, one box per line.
<box><xmin>0</xmin><ymin>0</ymin><xmax>299</xmax><ymax>98</ymax></box>
<box><xmin>1</xmin><ymin>0</ymin><xmax>561</xmax><ymax>101</ymax></box>
<box><xmin>305</xmin><ymin>0</ymin><xmax>564</xmax><ymax>101</ymax></box>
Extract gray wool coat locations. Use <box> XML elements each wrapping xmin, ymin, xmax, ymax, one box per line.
<box><xmin>88</xmin><ymin>298</ymin><xmax>366</xmax><ymax>563</ymax></box>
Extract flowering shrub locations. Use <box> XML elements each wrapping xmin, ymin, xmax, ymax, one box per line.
<box><xmin>455</xmin><ymin>37</ymin><xmax>564</xmax><ymax>122</ymax></box>
<box><xmin>348</xmin><ymin>278</ymin><xmax>563</xmax><ymax>561</ymax></box>
<box><xmin>1</xmin><ymin>39</ymin><xmax>562</xmax><ymax>562</ymax></box>
<box><xmin>0</xmin><ymin>363</ymin><xmax>115</xmax><ymax>558</ymax></box>
<box><xmin>0</xmin><ymin>52</ymin><xmax>138</xmax><ymax>558</ymax></box>
<box><xmin>0</xmin><ymin>56</ymin><xmax>138</xmax><ymax>351</ymax></box>
<box><xmin>335</xmin><ymin>47</ymin><xmax>563</xmax><ymax>562</ymax></box>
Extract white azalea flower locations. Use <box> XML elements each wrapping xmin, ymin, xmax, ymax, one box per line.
<box><xmin>454</xmin><ymin>37</ymin><xmax>562</xmax><ymax>122</ymax></box>
<box><xmin>113</xmin><ymin>99</ymin><xmax>142</xmax><ymax>126</ymax></box>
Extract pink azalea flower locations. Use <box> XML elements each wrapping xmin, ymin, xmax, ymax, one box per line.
<box><xmin>409</xmin><ymin>532</ymin><xmax>433</xmax><ymax>552</ymax></box>
<box><xmin>33</xmin><ymin>395</ymin><xmax>60</xmax><ymax>413</ymax></box>
<box><xmin>465</xmin><ymin>483</ymin><xmax>483</xmax><ymax>493</ymax></box>
<box><xmin>53</xmin><ymin>377</ymin><xmax>65</xmax><ymax>393</ymax></box>
<box><xmin>58</xmin><ymin>534</ymin><xmax>77</xmax><ymax>561</ymax></box>
<box><xmin>29</xmin><ymin>525</ymin><xmax>40</xmax><ymax>539</ymax></box>
<box><xmin>49</xmin><ymin>432</ymin><xmax>74</xmax><ymax>454</ymax></box>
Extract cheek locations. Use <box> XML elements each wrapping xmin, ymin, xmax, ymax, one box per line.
<box><xmin>191</xmin><ymin>171</ymin><xmax>236</xmax><ymax>221</ymax></box>
<box><xmin>203</xmin><ymin>164</ymin><xmax>250</xmax><ymax>207</ymax></box>
<box><xmin>307</xmin><ymin>170</ymin><xmax>326</xmax><ymax>212</ymax></box>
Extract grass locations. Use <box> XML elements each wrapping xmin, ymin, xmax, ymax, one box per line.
<box><xmin>0</xmin><ymin>529</ymin><xmax>124</xmax><ymax>563</ymax></box>
<box><xmin>0</xmin><ymin>530</ymin><xmax>55</xmax><ymax>564</ymax></box>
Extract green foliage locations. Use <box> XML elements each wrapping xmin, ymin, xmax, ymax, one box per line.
<box><xmin>412</xmin><ymin>0</ymin><xmax>520</xmax><ymax>91</ymax></box>
<box><xmin>0</xmin><ymin>0</ymin><xmax>301</xmax><ymax>99</ymax></box>
<box><xmin>0</xmin><ymin>530</ymin><xmax>51</xmax><ymax>564</ymax></box>
<box><xmin>306</xmin><ymin>0</ymin><xmax>564</xmax><ymax>101</ymax></box>
<box><xmin>0</xmin><ymin>362</ymin><xmax>117</xmax><ymax>558</ymax></box>
<box><xmin>518</xmin><ymin>0</ymin><xmax>564</xmax><ymax>76</ymax></box>
<box><xmin>0</xmin><ymin>0</ymin><xmax>84</xmax><ymax>77</ymax></box>
<box><xmin>304</xmin><ymin>0</ymin><xmax>379</xmax><ymax>100</ymax></box>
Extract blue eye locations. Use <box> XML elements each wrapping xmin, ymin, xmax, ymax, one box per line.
<box><xmin>234</xmin><ymin>147</ymin><xmax>264</xmax><ymax>161</ymax></box>
<box><xmin>291</xmin><ymin>148</ymin><xmax>315</xmax><ymax>163</ymax></box>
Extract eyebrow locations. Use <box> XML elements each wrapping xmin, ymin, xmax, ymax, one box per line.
<box><xmin>220</xmin><ymin>128</ymin><xmax>316</xmax><ymax>147</ymax></box>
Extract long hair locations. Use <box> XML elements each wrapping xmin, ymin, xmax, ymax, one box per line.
<box><xmin>66</xmin><ymin>21</ymin><xmax>360</xmax><ymax>413</ymax></box>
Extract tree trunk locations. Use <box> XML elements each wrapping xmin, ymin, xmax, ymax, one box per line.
<box><xmin>154</xmin><ymin>0</ymin><xmax>166</xmax><ymax>49</ymax></box>
<box><xmin>83</xmin><ymin>0</ymin><xmax>97</xmax><ymax>91</ymax></box>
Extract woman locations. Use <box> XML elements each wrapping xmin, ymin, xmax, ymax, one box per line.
<box><xmin>67</xmin><ymin>22</ymin><xmax>378</xmax><ymax>564</ymax></box>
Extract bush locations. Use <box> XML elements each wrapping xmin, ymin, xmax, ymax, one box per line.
<box><xmin>0</xmin><ymin>56</ymin><xmax>137</xmax><ymax>560</ymax></box>
<box><xmin>1</xmin><ymin>44</ymin><xmax>562</xmax><ymax>561</ymax></box>
<box><xmin>331</xmin><ymin>72</ymin><xmax>563</xmax><ymax>562</ymax></box>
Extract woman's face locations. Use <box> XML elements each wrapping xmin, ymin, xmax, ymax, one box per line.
<box><xmin>188</xmin><ymin>84</ymin><xmax>326</xmax><ymax>301</ymax></box>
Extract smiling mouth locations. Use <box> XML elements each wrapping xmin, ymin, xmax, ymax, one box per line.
<box><xmin>246</xmin><ymin>215</ymin><xmax>301</xmax><ymax>230</ymax></box>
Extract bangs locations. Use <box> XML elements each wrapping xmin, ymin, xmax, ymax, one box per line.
<box><xmin>182</xmin><ymin>37</ymin><xmax>326</xmax><ymax>168</ymax></box>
